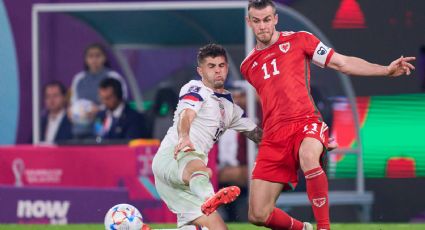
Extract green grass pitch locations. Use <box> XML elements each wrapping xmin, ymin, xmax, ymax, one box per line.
<box><xmin>1</xmin><ymin>224</ymin><xmax>425</xmax><ymax>229</ymax></box>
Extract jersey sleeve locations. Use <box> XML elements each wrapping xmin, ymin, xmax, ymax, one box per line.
<box><xmin>176</xmin><ymin>83</ymin><xmax>208</xmax><ymax>114</ymax></box>
<box><xmin>240</xmin><ymin>49</ymin><xmax>256</xmax><ymax>84</ymax></box>
<box><xmin>300</xmin><ymin>31</ymin><xmax>334</xmax><ymax>68</ymax></box>
<box><xmin>229</xmin><ymin>104</ymin><xmax>257</xmax><ymax>132</ymax></box>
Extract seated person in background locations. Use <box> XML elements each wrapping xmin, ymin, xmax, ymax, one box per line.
<box><xmin>95</xmin><ymin>78</ymin><xmax>150</xmax><ymax>140</ymax></box>
<box><xmin>69</xmin><ymin>43</ymin><xmax>128</xmax><ymax>138</ymax></box>
<box><xmin>41</xmin><ymin>81</ymin><xmax>72</xmax><ymax>144</ymax></box>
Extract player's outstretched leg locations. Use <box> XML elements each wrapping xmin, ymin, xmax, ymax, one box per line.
<box><xmin>183</xmin><ymin>159</ymin><xmax>241</xmax><ymax>216</ymax></box>
<box><xmin>191</xmin><ymin>211</ymin><xmax>226</xmax><ymax>230</ymax></box>
<box><xmin>248</xmin><ymin>179</ymin><xmax>305</xmax><ymax>230</ymax></box>
<box><xmin>300</xmin><ymin>137</ymin><xmax>331</xmax><ymax>230</ymax></box>
<box><xmin>304</xmin><ymin>167</ymin><xmax>330</xmax><ymax>230</ymax></box>
<box><xmin>201</xmin><ymin>186</ymin><xmax>241</xmax><ymax>215</ymax></box>
<box><xmin>188</xmin><ymin>170</ymin><xmax>215</xmax><ymax>201</ymax></box>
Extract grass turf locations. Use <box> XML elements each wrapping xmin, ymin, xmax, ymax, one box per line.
<box><xmin>0</xmin><ymin>224</ymin><xmax>424</xmax><ymax>229</ymax></box>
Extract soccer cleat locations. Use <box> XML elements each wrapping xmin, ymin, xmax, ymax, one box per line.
<box><xmin>303</xmin><ymin>222</ymin><xmax>313</xmax><ymax>230</ymax></box>
<box><xmin>201</xmin><ymin>186</ymin><xmax>241</xmax><ymax>216</ymax></box>
<box><xmin>142</xmin><ymin>224</ymin><xmax>152</xmax><ymax>230</ymax></box>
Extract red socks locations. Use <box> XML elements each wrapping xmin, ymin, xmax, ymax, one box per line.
<box><xmin>262</xmin><ymin>167</ymin><xmax>330</xmax><ymax>230</ymax></box>
<box><xmin>305</xmin><ymin>167</ymin><xmax>330</xmax><ymax>230</ymax></box>
<box><xmin>265</xmin><ymin>207</ymin><xmax>304</xmax><ymax>230</ymax></box>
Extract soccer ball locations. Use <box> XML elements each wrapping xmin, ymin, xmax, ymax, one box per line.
<box><xmin>70</xmin><ymin>99</ymin><xmax>96</xmax><ymax>125</ymax></box>
<box><xmin>104</xmin><ymin>203</ymin><xmax>144</xmax><ymax>230</ymax></box>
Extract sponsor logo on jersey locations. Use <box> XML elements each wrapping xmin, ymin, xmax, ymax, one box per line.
<box><xmin>252</xmin><ymin>61</ymin><xmax>258</xmax><ymax>69</ymax></box>
<box><xmin>264</xmin><ymin>53</ymin><xmax>276</xmax><ymax>59</ymax></box>
<box><xmin>279</xmin><ymin>42</ymin><xmax>290</xmax><ymax>53</ymax></box>
<box><xmin>317</xmin><ymin>46</ymin><xmax>327</xmax><ymax>55</ymax></box>
<box><xmin>188</xmin><ymin>85</ymin><xmax>201</xmax><ymax>93</ymax></box>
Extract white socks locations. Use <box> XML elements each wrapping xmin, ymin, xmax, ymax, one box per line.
<box><xmin>189</xmin><ymin>171</ymin><xmax>214</xmax><ymax>201</ymax></box>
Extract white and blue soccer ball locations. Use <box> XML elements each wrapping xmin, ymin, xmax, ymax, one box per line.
<box><xmin>104</xmin><ymin>203</ymin><xmax>144</xmax><ymax>230</ymax></box>
<box><xmin>70</xmin><ymin>99</ymin><xmax>95</xmax><ymax>125</ymax></box>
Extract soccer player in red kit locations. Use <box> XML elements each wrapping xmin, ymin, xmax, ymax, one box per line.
<box><xmin>241</xmin><ymin>1</ymin><xmax>416</xmax><ymax>230</ymax></box>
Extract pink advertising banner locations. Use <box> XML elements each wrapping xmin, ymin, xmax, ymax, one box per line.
<box><xmin>0</xmin><ymin>145</ymin><xmax>138</xmax><ymax>187</ymax></box>
<box><xmin>0</xmin><ymin>144</ymin><xmax>218</xmax><ymax>224</ymax></box>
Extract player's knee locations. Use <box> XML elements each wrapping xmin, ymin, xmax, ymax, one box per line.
<box><xmin>206</xmin><ymin>167</ymin><xmax>213</xmax><ymax>178</ymax></box>
<box><xmin>183</xmin><ymin>160</ymin><xmax>210</xmax><ymax>184</ymax></box>
<box><xmin>185</xmin><ymin>160</ymin><xmax>209</xmax><ymax>175</ymax></box>
<box><xmin>248</xmin><ymin>207</ymin><xmax>271</xmax><ymax>226</ymax></box>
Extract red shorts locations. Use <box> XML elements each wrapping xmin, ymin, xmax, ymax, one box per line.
<box><xmin>252</xmin><ymin>120</ymin><xmax>329</xmax><ymax>191</ymax></box>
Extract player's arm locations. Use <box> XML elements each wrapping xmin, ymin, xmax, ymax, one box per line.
<box><xmin>174</xmin><ymin>108</ymin><xmax>197</xmax><ymax>158</ymax></box>
<box><xmin>229</xmin><ymin>102</ymin><xmax>262</xmax><ymax>144</ymax></box>
<box><xmin>327</xmin><ymin>52</ymin><xmax>415</xmax><ymax>77</ymax></box>
<box><xmin>242</xmin><ymin>126</ymin><xmax>263</xmax><ymax>144</ymax></box>
<box><xmin>242</xmin><ymin>126</ymin><xmax>337</xmax><ymax>150</ymax></box>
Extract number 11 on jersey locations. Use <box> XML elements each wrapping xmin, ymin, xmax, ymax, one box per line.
<box><xmin>261</xmin><ymin>58</ymin><xmax>280</xmax><ymax>79</ymax></box>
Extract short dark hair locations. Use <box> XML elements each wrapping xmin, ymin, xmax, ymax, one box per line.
<box><xmin>248</xmin><ymin>0</ymin><xmax>276</xmax><ymax>12</ymax></box>
<box><xmin>44</xmin><ymin>81</ymin><xmax>67</xmax><ymax>96</ymax></box>
<box><xmin>99</xmin><ymin>78</ymin><xmax>123</xmax><ymax>100</ymax></box>
<box><xmin>197</xmin><ymin>44</ymin><xmax>228</xmax><ymax>65</ymax></box>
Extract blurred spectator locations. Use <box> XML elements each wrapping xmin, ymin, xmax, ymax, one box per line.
<box><xmin>95</xmin><ymin>78</ymin><xmax>150</xmax><ymax>140</ymax></box>
<box><xmin>151</xmin><ymin>87</ymin><xmax>178</xmax><ymax>140</ymax></box>
<box><xmin>40</xmin><ymin>81</ymin><xmax>72</xmax><ymax>144</ymax></box>
<box><xmin>69</xmin><ymin>43</ymin><xmax>128</xmax><ymax>138</ymax></box>
<box><xmin>217</xmin><ymin>87</ymin><xmax>249</xmax><ymax>222</ymax></box>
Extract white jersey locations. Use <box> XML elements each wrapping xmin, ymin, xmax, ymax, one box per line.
<box><xmin>158</xmin><ymin>80</ymin><xmax>256</xmax><ymax>154</ymax></box>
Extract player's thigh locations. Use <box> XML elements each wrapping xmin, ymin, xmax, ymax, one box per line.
<box><xmin>192</xmin><ymin>212</ymin><xmax>227</xmax><ymax>230</ymax></box>
<box><xmin>249</xmin><ymin>179</ymin><xmax>283</xmax><ymax>215</ymax></box>
<box><xmin>299</xmin><ymin>137</ymin><xmax>324</xmax><ymax>170</ymax></box>
<box><xmin>297</xmin><ymin>121</ymin><xmax>328</xmax><ymax>161</ymax></box>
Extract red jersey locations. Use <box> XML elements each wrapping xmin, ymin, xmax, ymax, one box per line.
<box><xmin>240</xmin><ymin>31</ymin><xmax>334</xmax><ymax>136</ymax></box>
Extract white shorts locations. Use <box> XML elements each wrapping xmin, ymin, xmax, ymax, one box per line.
<box><xmin>152</xmin><ymin>146</ymin><xmax>208</xmax><ymax>227</ymax></box>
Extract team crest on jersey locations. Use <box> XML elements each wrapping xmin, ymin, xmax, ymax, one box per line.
<box><xmin>279</xmin><ymin>42</ymin><xmax>290</xmax><ymax>53</ymax></box>
<box><xmin>188</xmin><ymin>85</ymin><xmax>201</xmax><ymax>93</ymax></box>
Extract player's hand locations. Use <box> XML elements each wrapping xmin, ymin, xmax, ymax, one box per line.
<box><xmin>387</xmin><ymin>56</ymin><xmax>415</xmax><ymax>77</ymax></box>
<box><xmin>87</xmin><ymin>105</ymin><xmax>99</xmax><ymax>119</ymax></box>
<box><xmin>327</xmin><ymin>137</ymin><xmax>338</xmax><ymax>151</ymax></box>
<box><xmin>174</xmin><ymin>135</ymin><xmax>195</xmax><ymax>159</ymax></box>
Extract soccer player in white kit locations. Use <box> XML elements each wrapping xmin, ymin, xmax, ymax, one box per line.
<box><xmin>152</xmin><ymin>44</ymin><xmax>263</xmax><ymax>230</ymax></box>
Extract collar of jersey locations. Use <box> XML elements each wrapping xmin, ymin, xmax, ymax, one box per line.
<box><xmin>213</xmin><ymin>92</ymin><xmax>233</xmax><ymax>103</ymax></box>
<box><xmin>255</xmin><ymin>31</ymin><xmax>282</xmax><ymax>51</ymax></box>
<box><xmin>198</xmin><ymin>80</ymin><xmax>232</xmax><ymax>100</ymax></box>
